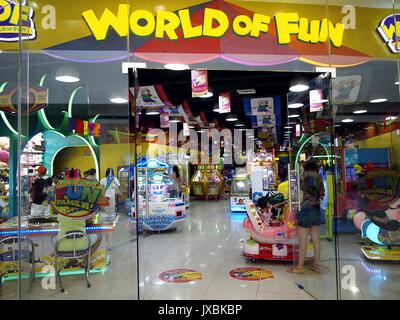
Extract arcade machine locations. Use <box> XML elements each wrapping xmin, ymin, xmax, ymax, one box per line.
<box><xmin>249</xmin><ymin>150</ymin><xmax>277</xmax><ymax>202</ymax></box>
<box><xmin>230</xmin><ymin>168</ymin><xmax>251</xmax><ymax>212</ymax></box>
<box><xmin>190</xmin><ymin>164</ymin><xmax>224</xmax><ymax>200</ymax></box>
<box><xmin>132</xmin><ymin>158</ymin><xmax>185</xmax><ymax>232</ymax></box>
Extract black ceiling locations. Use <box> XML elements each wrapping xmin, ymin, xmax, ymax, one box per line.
<box><xmin>137</xmin><ymin>69</ymin><xmax>318</xmax><ymax>131</ymax></box>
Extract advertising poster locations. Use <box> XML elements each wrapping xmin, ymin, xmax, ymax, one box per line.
<box><xmin>52</xmin><ymin>179</ymin><xmax>107</xmax><ymax>220</ymax></box>
<box><xmin>135</xmin><ymin>86</ymin><xmax>164</xmax><ymax>108</ymax></box>
<box><xmin>309</xmin><ymin>89</ymin><xmax>324</xmax><ymax>112</ymax></box>
<box><xmin>191</xmin><ymin>70</ymin><xmax>208</xmax><ymax>97</ymax></box>
<box><xmin>250</xmin><ymin>97</ymin><xmax>274</xmax><ymax>115</ymax></box>
<box><xmin>219</xmin><ymin>92</ymin><xmax>231</xmax><ymax>113</ymax></box>
<box><xmin>296</xmin><ymin>124</ymin><xmax>301</xmax><ymax>137</ymax></box>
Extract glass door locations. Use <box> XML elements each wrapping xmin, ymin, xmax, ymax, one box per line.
<box><xmin>286</xmin><ymin>73</ymin><xmax>339</xmax><ymax>300</ymax></box>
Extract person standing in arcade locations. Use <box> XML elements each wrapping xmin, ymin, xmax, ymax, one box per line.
<box><xmin>29</xmin><ymin>166</ymin><xmax>52</xmax><ymax>217</ymax></box>
<box><xmin>100</xmin><ymin>168</ymin><xmax>123</xmax><ymax>219</ymax></box>
<box><xmin>288</xmin><ymin>160</ymin><xmax>324</xmax><ymax>274</ymax></box>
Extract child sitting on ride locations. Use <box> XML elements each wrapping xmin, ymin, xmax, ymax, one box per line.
<box><xmin>257</xmin><ymin>194</ymin><xmax>287</xmax><ymax>227</ymax></box>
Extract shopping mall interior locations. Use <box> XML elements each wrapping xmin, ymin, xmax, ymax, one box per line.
<box><xmin>1</xmin><ymin>55</ymin><xmax>400</xmax><ymax>300</ymax></box>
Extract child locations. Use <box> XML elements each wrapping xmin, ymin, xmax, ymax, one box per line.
<box><xmin>257</xmin><ymin>194</ymin><xmax>287</xmax><ymax>226</ymax></box>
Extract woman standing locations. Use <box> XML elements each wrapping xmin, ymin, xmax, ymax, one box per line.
<box><xmin>288</xmin><ymin>160</ymin><xmax>324</xmax><ymax>274</ymax></box>
<box><xmin>169</xmin><ymin>165</ymin><xmax>182</xmax><ymax>198</ymax></box>
<box><xmin>100</xmin><ymin>168</ymin><xmax>123</xmax><ymax>219</ymax></box>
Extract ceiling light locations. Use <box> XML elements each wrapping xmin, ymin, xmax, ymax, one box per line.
<box><xmin>289</xmin><ymin>77</ymin><xmax>309</xmax><ymax>92</ymax></box>
<box><xmin>234</xmin><ymin>121</ymin><xmax>245</xmax><ymax>127</ymax></box>
<box><xmin>342</xmin><ymin>118</ymin><xmax>354</xmax><ymax>123</ymax></box>
<box><xmin>288</xmin><ymin>114</ymin><xmax>299</xmax><ymax>118</ymax></box>
<box><xmin>146</xmin><ymin>110</ymin><xmax>160</xmax><ymax>115</ymax></box>
<box><xmin>334</xmin><ymin>124</ymin><xmax>341</xmax><ymax>127</ymax></box>
<box><xmin>395</xmin><ymin>81</ymin><xmax>399</xmax><ymax>85</ymax></box>
<box><xmin>288</xmin><ymin>103</ymin><xmax>304</xmax><ymax>109</ymax></box>
<box><xmin>55</xmin><ymin>65</ymin><xmax>80</xmax><ymax>83</ymax></box>
<box><xmin>109</xmin><ymin>97</ymin><xmax>128</xmax><ymax>104</ymax></box>
<box><xmin>386</xmin><ymin>116</ymin><xmax>398</xmax><ymax>121</ymax></box>
<box><xmin>353</xmin><ymin>109</ymin><xmax>367</xmax><ymax>114</ymax></box>
<box><xmin>188</xmin><ymin>125</ymin><xmax>195</xmax><ymax>129</ymax></box>
<box><xmin>226</xmin><ymin>113</ymin><xmax>238</xmax><ymax>122</ymax></box>
<box><xmin>169</xmin><ymin>118</ymin><xmax>181</xmax><ymax>123</ymax></box>
<box><xmin>237</xmin><ymin>89</ymin><xmax>256</xmax><ymax>95</ymax></box>
<box><xmin>164</xmin><ymin>63</ymin><xmax>189</xmax><ymax>71</ymax></box>
<box><xmin>197</xmin><ymin>129</ymin><xmax>205</xmax><ymax>133</ymax></box>
<box><xmin>370</xmin><ymin>98</ymin><xmax>387</xmax><ymax>103</ymax></box>
<box><xmin>284</xmin><ymin>126</ymin><xmax>293</xmax><ymax>129</ymax></box>
<box><xmin>199</xmin><ymin>90</ymin><xmax>213</xmax><ymax>98</ymax></box>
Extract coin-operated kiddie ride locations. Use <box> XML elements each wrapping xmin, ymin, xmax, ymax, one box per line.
<box><xmin>131</xmin><ymin>158</ymin><xmax>186</xmax><ymax>232</ymax></box>
<box><xmin>242</xmin><ymin>201</ymin><xmax>298</xmax><ymax>261</ymax></box>
<box><xmin>353</xmin><ymin>198</ymin><xmax>400</xmax><ymax>261</ymax></box>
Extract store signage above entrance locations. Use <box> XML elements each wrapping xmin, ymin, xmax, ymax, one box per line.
<box><xmin>82</xmin><ymin>6</ymin><xmax>345</xmax><ymax>47</ymax></box>
<box><xmin>377</xmin><ymin>14</ymin><xmax>400</xmax><ymax>54</ymax></box>
<box><xmin>0</xmin><ymin>0</ymin><xmax>36</xmax><ymax>42</ymax></box>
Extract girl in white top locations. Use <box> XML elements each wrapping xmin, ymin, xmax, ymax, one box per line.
<box><xmin>100</xmin><ymin>168</ymin><xmax>122</xmax><ymax>217</ymax></box>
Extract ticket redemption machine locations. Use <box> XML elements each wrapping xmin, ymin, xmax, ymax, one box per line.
<box><xmin>230</xmin><ymin>168</ymin><xmax>251</xmax><ymax>212</ymax></box>
<box><xmin>190</xmin><ymin>164</ymin><xmax>224</xmax><ymax>200</ymax></box>
<box><xmin>250</xmin><ymin>151</ymin><xmax>277</xmax><ymax>202</ymax></box>
<box><xmin>132</xmin><ymin>158</ymin><xmax>185</xmax><ymax>232</ymax></box>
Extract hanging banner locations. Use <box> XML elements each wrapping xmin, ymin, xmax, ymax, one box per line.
<box><xmin>160</xmin><ymin>112</ymin><xmax>170</xmax><ymax>128</ymax></box>
<box><xmin>296</xmin><ymin>124</ymin><xmax>301</xmax><ymax>137</ymax></box>
<box><xmin>309</xmin><ymin>89</ymin><xmax>324</xmax><ymax>112</ymax></box>
<box><xmin>191</xmin><ymin>70</ymin><xmax>208</xmax><ymax>97</ymax></box>
<box><xmin>219</xmin><ymin>92</ymin><xmax>231</xmax><ymax>114</ymax></box>
<box><xmin>332</xmin><ymin>75</ymin><xmax>362</xmax><ymax>104</ymax></box>
<box><xmin>135</xmin><ymin>86</ymin><xmax>164</xmax><ymax>108</ymax></box>
<box><xmin>183</xmin><ymin>123</ymin><xmax>190</xmax><ymax>136</ymax></box>
<box><xmin>250</xmin><ymin>97</ymin><xmax>274</xmax><ymax>115</ymax></box>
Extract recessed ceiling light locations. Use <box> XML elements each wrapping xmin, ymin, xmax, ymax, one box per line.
<box><xmin>353</xmin><ymin>109</ymin><xmax>367</xmax><ymax>114</ymax></box>
<box><xmin>334</xmin><ymin>124</ymin><xmax>341</xmax><ymax>127</ymax></box>
<box><xmin>370</xmin><ymin>98</ymin><xmax>387</xmax><ymax>103</ymax></box>
<box><xmin>237</xmin><ymin>89</ymin><xmax>256</xmax><ymax>95</ymax></box>
<box><xmin>164</xmin><ymin>63</ymin><xmax>189</xmax><ymax>71</ymax></box>
<box><xmin>55</xmin><ymin>75</ymin><xmax>80</xmax><ymax>83</ymax></box>
<box><xmin>288</xmin><ymin>103</ymin><xmax>304</xmax><ymax>109</ymax></box>
<box><xmin>342</xmin><ymin>118</ymin><xmax>354</xmax><ymax>123</ymax></box>
<box><xmin>199</xmin><ymin>90</ymin><xmax>213</xmax><ymax>98</ymax></box>
<box><xmin>284</xmin><ymin>126</ymin><xmax>293</xmax><ymax>129</ymax></box>
<box><xmin>234</xmin><ymin>121</ymin><xmax>245</xmax><ymax>127</ymax></box>
<box><xmin>226</xmin><ymin>113</ymin><xmax>238</xmax><ymax>122</ymax></box>
<box><xmin>55</xmin><ymin>65</ymin><xmax>80</xmax><ymax>83</ymax></box>
<box><xmin>188</xmin><ymin>125</ymin><xmax>195</xmax><ymax>129</ymax></box>
<box><xmin>146</xmin><ymin>110</ymin><xmax>160</xmax><ymax>115</ymax></box>
<box><xmin>109</xmin><ymin>97</ymin><xmax>128</xmax><ymax>104</ymax></box>
<box><xmin>288</xmin><ymin>114</ymin><xmax>299</xmax><ymax>118</ymax></box>
<box><xmin>197</xmin><ymin>129</ymin><xmax>205</xmax><ymax>133</ymax></box>
<box><xmin>386</xmin><ymin>116</ymin><xmax>398</xmax><ymax>121</ymax></box>
<box><xmin>289</xmin><ymin>77</ymin><xmax>309</xmax><ymax>92</ymax></box>
<box><xmin>169</xmin><ymin>118</ymin><xmax>181</xmax><ymax>123</ymax></box>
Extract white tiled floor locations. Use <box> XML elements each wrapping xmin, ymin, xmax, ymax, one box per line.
<box><xmin>1</xmin><ymin>199</ymin><xmax>400</xmax><ymax>300</ymax></box>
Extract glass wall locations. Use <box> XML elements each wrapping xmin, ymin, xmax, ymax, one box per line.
<box><xmin>0</xmin><ymin>0</ymin><xmax>399</xmax><ymax>300</ymax></box>
<box><xmin>0</xmin><ymin>0</ymin><xmax>138</xmax><ymax>300</ymax></box>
